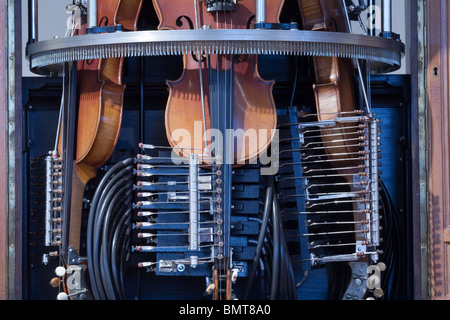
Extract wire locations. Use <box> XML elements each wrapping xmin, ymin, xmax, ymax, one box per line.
<box><xmin>270</xmin><ymin>186</ymin><xmax>297</xmax><ymax>300</ymax></box>
<box><xmin>86</xmin><ymin>158</ymin><xmax>134</xmax><ymax>300</ymax></box>
<box><xmin>379</xmin><ymin>179</ymin><xmax>405</xmax><ymax>300</ymax></box>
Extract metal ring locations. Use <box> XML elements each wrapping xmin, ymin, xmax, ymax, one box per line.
<box><xmin>26</xmin><ymin>29</ymin><xmax>405</xmax><ymax>75</ymax></box>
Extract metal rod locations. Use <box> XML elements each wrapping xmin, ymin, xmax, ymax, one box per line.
<box><xmin>139</xmin><ymin>57</ymin><xmax>145</xmax><ymax>143</ymax></box>
<box><xmin>28</xmin><ymin>0</ymin><xmax>38</xmax><ymax>44</ymax></box>
<box><xmin>60</xmin><ymin>62</ymin><xmax>77</xmax><ymax>261</ymax></box>
<box><xmin>189</xmin><ymin>154</ymin><xmax>199</xmax><ymax>251</ymax></box>
<box><xmin>382</xmin><ymin>0</ymin><xmax>392</xmax><ymax>33</ymax></box>
<box><xmin>88</xmin><ymin>0</ymin><xmax>97</xmax><ymax>29</ymax></box>
<box><xmin>368</xmin><ymin>0</ymin><xmax>376</xmax><ymax>36</ymax></box>
<box><xmin>341</xmin><ymin>0</ymin><xmax>372</xmax><ymax>113</ymax></box>
<box><xmin>255</xmin><ymin>0</ymin><xmax>266</xmax><ymax>24</ymax></box>
<box><xmin>369</xmin><ymin>119</ymin><xmax>380</xmax><ymax>246</ymax></box>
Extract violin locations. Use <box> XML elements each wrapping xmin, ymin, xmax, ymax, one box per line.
<box><xmin>58</xmin><ymin>0</ymin><xmax>143</xmax><ymax>261</ymax></box>
<box><xmin>153</xmin><ymin>0</ymin><xmax>283</xmax><ymax>165</ymax></box>
<box><xmin>298</xmin><ymin>0</ymin><xmax>372</xmax><ymax>299</ymax></box>
<box><xmin>152</xmin><ymin>0</ymin><xmax>284</xmax><ymax>300</ymax></box>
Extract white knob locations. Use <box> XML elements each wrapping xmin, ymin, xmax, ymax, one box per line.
<box><xmin>55</xmin><ymin>266</ymin><xmax>66</xmax><ymax>277</ymax></box>
<box><xmin>56</xmin><ymin>292</ymin><xmax>69</xmax><ymax>300</ymax></box>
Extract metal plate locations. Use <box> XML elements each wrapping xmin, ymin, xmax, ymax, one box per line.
<box><xmin>26</xmin><ymin>29</ymin><xmax>405</xmax><ymax>75</ymax></box>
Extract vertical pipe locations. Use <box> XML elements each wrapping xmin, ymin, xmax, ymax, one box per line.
<box><xmin>88</xmin><ymin>0</ymin><xmax>97</xmax><ymax>29</ymax></box>
<box><xmin>382</xmin><ymin>0</ymin><xmax>392</xmax><ymax>33</ymax></box>
<box><xmin>28</xmin><ymin>0</ymin><xmax>38</xmax><ymax>44</ymax></box>
<box><xmin>370</xmin><ymin>119</ymin><xmax>380</xmax><ymax>247</ymax></box>
<box><xmin>189</xmin><ymin>154</ymin><xmax>199</xmax><ymax>252</ymax></box>
<box><xmin>255</xmin><ymin>0</ymin><xmax>266</xmax><ymax>24</ymax></box>
<box><xmin>45</xmin><ymin>156</ymin><xmax>52</xmax><ymax>247</ymax></box>
<box><xmin>60</xmin><ymin>62</ymin><xmax>77</xmax><ymax>261</ymax></box>
<box><xmin>368</xmin><ymin>0</ymin><xmax>376</xmax><ymax>36</ymax></box>
<box><xmin>139</xmin><ymin>57</ymin><xmax>145</xmax><ymax>143</ymax></box>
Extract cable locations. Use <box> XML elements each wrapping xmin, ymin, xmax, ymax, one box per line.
<box><xmin>100</xmin><ymin>184</ymin><xmax>132</xmax><ymax>300</ymax></box>
<box><xmin>93</xmin><ymin>176</ymin><xmax>130</xmax><ymax>299</ymax></box>
<box><xmin>111</xmin><ymin>207</ymin><xmax>132</xmax><ymax>300</ymax></box>
<box><xmin>87</xmin><ymin>159</ymin><xmax>133</xmax><ymax>299</ymax></box>
<box><xmin>87</xmin><ymin>159</ymin><xmax>133</xmax><ymax>300</ymax></box>
<box><xmin>379</xmin><ymin>179</ymin><xmax>405</xmax><ymax>300</ymax></box>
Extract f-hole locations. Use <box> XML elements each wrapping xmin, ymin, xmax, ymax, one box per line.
<box><xmin>176</xmin><ymin>15</ymin><xmax>206</xmax><ymax>63</ymax></box>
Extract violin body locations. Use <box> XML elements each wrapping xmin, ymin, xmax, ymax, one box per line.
<box><xmin>153</xmin><ymin>0</ymin><xmax>283</xmax><ymax>164</ymax></box>
<box><xmin>298</xmin><ymin>0</ymin><xmax>359</xmax><ymax>166</ymax></box>
<box><xmin>76</xmin><ymin>0</ymin><xmax>143</xmax><ymax>182</ymax></box>
<box><xmin>298</xmin><ymin>0</ymin><xmax>371</xmax><ymax>299</ymax></box>
<box><xmin>63</xmin><ymin>0</ymin><xmax>143</xmax><ymax>253</ymax></box>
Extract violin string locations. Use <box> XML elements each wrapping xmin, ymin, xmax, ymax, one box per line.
<box><xmin>215</xmin><ymin>8</ymin><xmax>223</xmax><ymax>300</ymax></box>
<box><xmin>194</xmin><ymin>0</ymin><xmax>209</xmax><ymax>154</ymax></box>
<box><xmin>340</xmin><ymin>0</ymin><xmax>371</xmax><ymax>114</ymax></box>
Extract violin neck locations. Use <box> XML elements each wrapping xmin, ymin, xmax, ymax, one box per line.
<box><xmin>67</xmin><ymin>165</ymin><xmax>88</xmax><ymax>254</ymax></box>
<box><xmin>209</xmin><ymin>55</ymin><xmax>234</xmax><ymax>297</ymax></box>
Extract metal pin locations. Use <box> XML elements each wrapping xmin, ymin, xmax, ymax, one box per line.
<box><xmin>300</xmin><ymin>136</ymin><xmax>367</xmax><ymax>149</ymax></box>
<box><xmin>279</xmin><ymin>156</ymin><xmax>368</xmax><ymax>168</ymax></box>
<box><xmin>285</xmin><ymin>209</ymin><xmax>371</xmax><ymax>216</ymax></box>
<box><xmin>299</xmin><ymin>123</ymin><xmax>368</xmax><ymax>135</ymax></box>
<box><xmin>310</xmin><ymin>242</ymin><xmax>359</xmax><ymax>249</ymax></box>
<box><xmin>138</xmin><ymin>209</ymin><xmax>213</xmax><ymax>217</ymax></box>
<box><xmin>280</xmin><ymin>130</ymin><xmax>366</xmax><ymax>144</ymax></box>
<box><xmin>307</xmin><ymin>219</ymin><xmax>371</xmax><ymax>227</ymax></box>
<box><xmin>136</xmin><ymin>181</ymin><xmax>189</xmax><ymax>187</ymax></box>
<box><xmin>295</xmin><ymin>229</ymin><xmax>370</xmax><ymax>237</ymax></box>
<box><xmin>277</xmin><ymin>142</ymin><xmax>368</xmax><ymax>154</ymax></box>
<box><xmin>276</xmin><ymin>171</ymin><xmax>368</xmax><ymax>182</ymax></box>
<box><xmin>307</xmin><ymin>198</ymin><xmax>370</xmax><ymax>208</ymax></box>
<box><xmin>137</xmin><ymin>163</ymin><xmax>189</xmax><ymax>169</ymax></box>
<box><xmin>302</xmin><ymin>165</ymin><xmax>367</xmax><ymax>175</ymax></box>
<box><xmin>301</xmin><ymin>150</ymin><xmax>368</xmax><ymax>161</ymax></box>
<box><xmin>279</xmin><ymin>189</ymin><xmax>369</xmax><ymax>200</ymax></box>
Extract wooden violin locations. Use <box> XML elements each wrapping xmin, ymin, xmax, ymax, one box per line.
<box><xmin>153</xmin><ymin>0</ymin><xmax>283</xmax><ymax>165</ymax></box>
<box><xmin>152</xmin><ymin>0</ymin><xmax>284</xmax><ymax>300</ymax></box>
<box><xmin>59</xmin><ymin>0</ymin><xmax>143</xmax><ymax>257</ymax></box>
<box><xmin>298</xmin><ymin>0</ymin><xmax>370</xmax><ymax>299</ymax></box>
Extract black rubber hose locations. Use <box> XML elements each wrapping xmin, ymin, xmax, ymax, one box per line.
<box><xmin>93</xmin><ymin>175</ymin><xmax>131</xmax><ymax>299</ymax></box>
<box><xmin>94</xmin><ymin>178</ymin><xmax>128</xmax><ymax>300</ymax></box>
<box><xmin>111</xmin><ymin>207</ymin><xmax>132</xmax><ymax>300</ymax></box>
<box><xmin>271</xmin><ymin>195</ymin><xmax>280</xmax><ymax>300</ymax></box>
<box><xmin>87</xmin><ymin>159</ymin><xmax>133</xmax><ymax>299</ymax></box>
<box><xmin>90</xmin><ymin>166</ymin><xmax>132</xmax><ymax>299</ymax></box>
<box><xmin>119</xmin><ymin>216</ymin><xmax>132</xmax><ymax>300</ymax></box>
<box><xmin>102</xmin><ymin>183</ymin><xmax>132</xmax><ymax>295</ymax></box>
<box><xmin>101</xmin><ymin>184</ymin><xmax>132</xmax><ymax>300</ymax></box>
<box><xmin>108</xmin><ymin>199</ymin><xmax>132</xmax><ymax>300</ymax></box>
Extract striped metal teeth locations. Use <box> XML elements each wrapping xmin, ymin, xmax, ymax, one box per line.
<box><xmin>27</xmin><ymin>29</ymin><xmax>404</xmax><ymax>75</ymax></box>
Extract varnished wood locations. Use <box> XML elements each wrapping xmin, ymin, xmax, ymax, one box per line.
<box><xmin>298</xmin><ymin>0</ymin><xmax>358</xmax><ymax>166</ymax></box>
<box><xmin>68</xmin><ymin>166</ymin><xmax>87</xmax><ymax>252</ymax></box>
<box><xmin>427</xmin><ymin>0</ymin><xmax>450</xmax><ymax>301</ymax></box>
<box><xmin>298</xmin><ymin>0</ymin><xmax>367</xmax><ymax>299</ymax></box>
<box><xmin>153</xmin><ymin>0</ymin><xmax>283</xmax><ymax>164</ymax></box>
<box><xmin>63</xmin><ymin>0</ymin><xmax>142</xmax><ymax>253</ymax></box>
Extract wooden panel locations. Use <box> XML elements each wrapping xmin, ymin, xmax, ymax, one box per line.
<box><xmin>445</xmin><ymin>228</ymin><xmax>450</xmax><ymax>244</ymax></box>
<box><xmin>427</xmin><ymin>0</ymin><xmax>450</xmax><ymax>300</ymax></box>
<box><xmin>0</xmin><ymin>0</ymin><xmax>8</xmax><ymax>301</ymax></box>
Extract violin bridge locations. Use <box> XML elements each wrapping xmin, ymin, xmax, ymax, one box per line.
<box><xmin>206</xmin><ymin>0</ymin><xmax>237</xmax><ymax>12</ymax></box>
